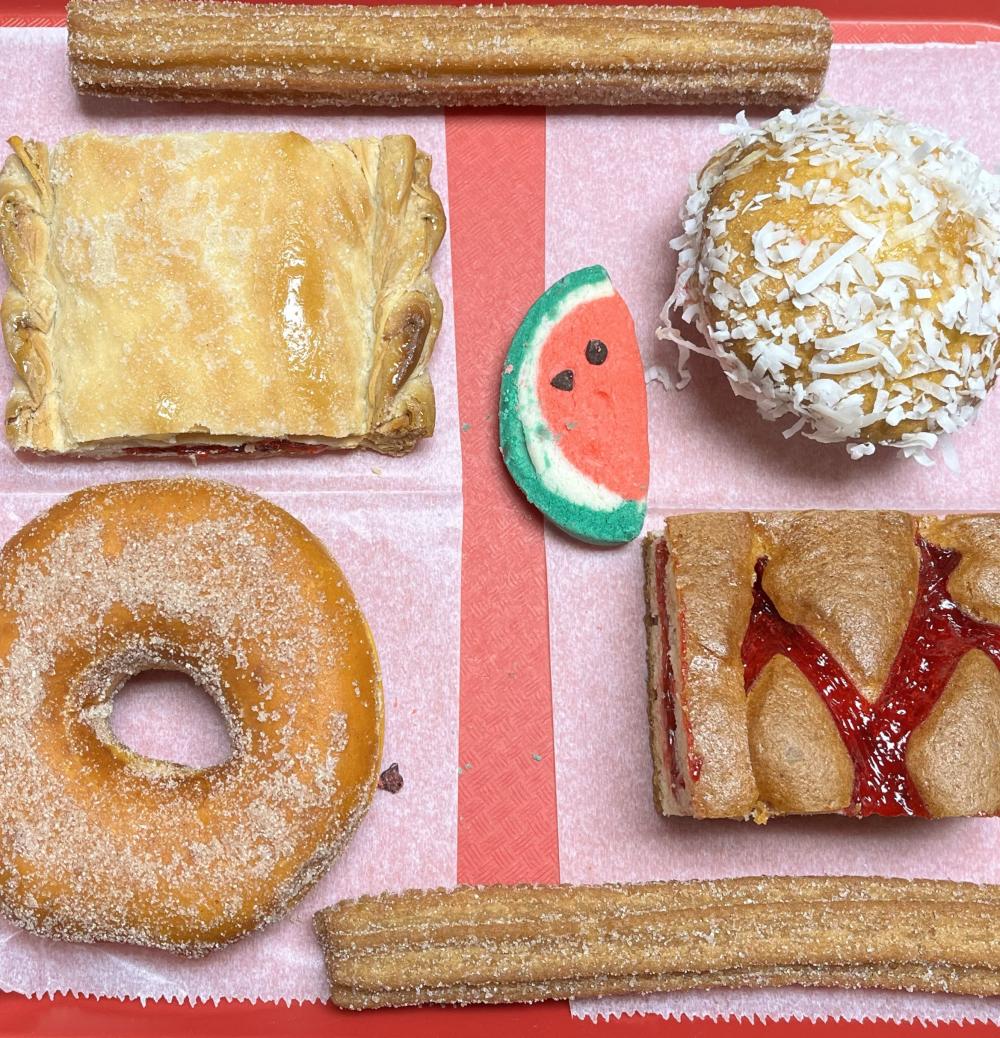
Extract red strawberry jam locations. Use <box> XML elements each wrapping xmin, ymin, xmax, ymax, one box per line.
<box><xmin>120</xmin><ymin>439</ymin><xmax>328</xmax><ymax>458</ymax></box>
<box><xmin>742</xmin><ymin>538</ymin><xmax>1000</xmax><ymax>817</ymax></box>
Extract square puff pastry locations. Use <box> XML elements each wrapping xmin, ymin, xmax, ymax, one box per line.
<box><xmin>0</xmin><ymin>131</ymin><xmax>445</xmax><ymax>456</ymax></box>
<box><xmin>645</xmin><ymin>512</ymin><xmax>1000</xmax><ymax>822</ymax></box>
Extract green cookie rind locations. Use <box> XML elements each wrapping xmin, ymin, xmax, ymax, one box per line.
<box><xmin>499</xmin><ymin>265</ymin><xmax>647</xmax><ymax>546</ymax></box>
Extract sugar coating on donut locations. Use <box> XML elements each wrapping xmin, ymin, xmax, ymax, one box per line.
<box><xmin>660</xmin><ymin>99</ymin><xmax>1000</xmax><ymax>463</ymax></box>
<box><xmin>0</xmin><ymin>478</ymin><xmax>382</xmax><ymax>956</ymax></box>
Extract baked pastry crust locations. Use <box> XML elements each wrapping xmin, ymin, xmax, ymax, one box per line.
<box><xmin>645</xmin><ymin>511</ymin><xmax>1000</xmax><ymax>820</ymax></box>
<box><xmin>0</xmin><ymin>131</ymin><xmax>445</xmax><ymax>456</ymax></box>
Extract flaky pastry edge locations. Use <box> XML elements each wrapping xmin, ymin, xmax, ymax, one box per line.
<box><xmin>358</xmin><ymin>134</ymin><xmax>446</xmax><ymax>456</ymax></box>
<box><xmin>0</xmin><ymin>137</ymin><xmax>61</xmax><ymax>453</ymax></box>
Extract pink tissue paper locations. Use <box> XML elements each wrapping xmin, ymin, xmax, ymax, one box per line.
<box><xmin>0</xmin><ymin>29</ymin><xmax>460</xmax><ymax>1004</ymax></box>
<box><xmin>545</xmin><ymin>41</ymin><xmax>1000</xmax><ymax>1024</ymax></box>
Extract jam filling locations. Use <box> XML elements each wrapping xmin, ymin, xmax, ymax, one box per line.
<box><xmin>120</xmin><ymin>439</ymin><xmax>329</xmax><ymax>458</ymax></box>
<box><xmin>741</xmin><ymin>538</ymin><xmax>1000</xmax><ymax>817</ymax></box>
<box><xmin>653</xmin><ymin>539</ymin><xmax>688</xmax><ymax>799</ymax></box>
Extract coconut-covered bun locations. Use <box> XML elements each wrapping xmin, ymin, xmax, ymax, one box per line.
<box><xmin>660</xmin><ymin>99</ymin><xmax>1000</xmax><ymax>462</ymax></box>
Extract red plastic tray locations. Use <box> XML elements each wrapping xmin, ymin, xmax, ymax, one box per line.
<box><xmin>0</xmin><ymin>1</ymin><xmax>999</xmax><ymax>1035</ymax></box>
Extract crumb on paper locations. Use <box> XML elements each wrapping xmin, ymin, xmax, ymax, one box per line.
<box><xmin>377</xmin><ymin>763</ymin><xmax>404</xmax><ymax>794</ymax></box>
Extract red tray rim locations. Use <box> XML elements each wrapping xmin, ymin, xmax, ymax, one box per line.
<box><xmin>0</xmin><ymin>5</ymin><xmax>998</xmax><ymax>1035</ymax></box>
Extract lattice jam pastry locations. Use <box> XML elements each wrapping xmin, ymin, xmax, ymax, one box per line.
<box><xmin>644</xmin><ymin>511</ymin><xmax>1000</xmax><ymax>820</ymax></box>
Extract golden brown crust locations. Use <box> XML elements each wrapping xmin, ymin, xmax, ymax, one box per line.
<box><xmin>68</xmin><ymin>1</ymin><xmax>832</xmax><ymax>109</ymax></box>
<box><xmin>644</xmin><ymin>510</ymin><xmax>1000</xmax><ymax>821</ymax></box>
<box><xmin>315</xmin><ymin>877</ymin><xmax>1000</xmax><ymax>1008</ymax></box>
<box><xmin>907</xmin><ymin>649</ymin><xmax>1000</xmax><ymax>817</ymax></box>
<box><xmin>0</xmin><ymin>479</ymin><xmax>383</xmax><ymax>954</ymax></box>
<box><xmin>0</xmin><ymin>132</ymin><xmax>445</xmax><ymax>456</ymax></box>
<box><xmin>755</xmin><ymin>511</ymin><xmax>918</xmax><ymax>699</ymax></box>
<box><xmin>363</xmin><ymin>138</ymin><xmax>444</xmax><ymax>453</ymax></box>
<box><xmin>642</xmin><ymin>534</ymin><xmax>677</xmax><ymax>817</ymax></box>
<box><xmin>656</xmin><ymin>514</ymin><xmax>757</xmax><ymax>818</ymax></box>
<box><xmin>0</xmin><ymin>138</ymin><xmax>59</xmax><ymax>450</ymax></box>
<box><xmin>920</xmin><ymin>514</ymin><xmax>1000</xmax><ymax>625</ymax></box>
<box><xmin>747</xmin><ymin>655</ymin><xmax>854</xmax><ymax>815</ymax></box>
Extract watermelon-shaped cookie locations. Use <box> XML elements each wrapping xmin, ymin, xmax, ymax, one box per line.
<box><xmin>499</xmin><ymin>265</ymin><xmax>649</xmax><ymax>545</ymax></box>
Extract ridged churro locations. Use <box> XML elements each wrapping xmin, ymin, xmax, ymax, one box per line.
<box><xmin>315</xmin><ymin>876</ymin><xmax>1000</xmax><ymax>1009</ymax></box>
<box><xmin>68</xmin><ymin>0</ymin><xmax>832</xmax><ymax>109</ymax></box>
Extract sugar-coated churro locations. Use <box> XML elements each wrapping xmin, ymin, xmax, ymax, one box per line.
<box><xmin>315</xmin><ymin>876</ymin><xmax>1000</xmax><ymax>1009</ymax></box>
<box><xmin>68</xmin><ymin>0</ymin><xmax>832</xmax><ymax>109</ymax></box>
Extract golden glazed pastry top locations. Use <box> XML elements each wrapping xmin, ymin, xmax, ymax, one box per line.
<box><xmin>0</xmin><ymin>131</ymin><xmax>445</xmax><ymax>456</ymax></box>
<box><xmin>662</xmin><ymin>100</ymin><xmax>1000</xmax><ymax>462</ymax></box>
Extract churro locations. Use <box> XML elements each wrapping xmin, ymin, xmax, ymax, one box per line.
<box><xmin>68</xmin><ymin>0</ymin><xmax>832</xmax><ymax>109</ymax></box>
<box><xmin>315</xmin><ymin>877</ymin><xmax>1000</xmax><ymax>1009</ymax></box>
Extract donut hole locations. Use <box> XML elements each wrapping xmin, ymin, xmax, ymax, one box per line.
<box><xmin>110</xmin><ymin>670</ymin><xmax>234</xmax><ymax>768</ymax></box>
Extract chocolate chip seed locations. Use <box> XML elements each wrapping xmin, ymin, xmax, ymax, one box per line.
<box><xmin>550</xmin><ymin>369</ymin><xmax>574</xmax><ymax>391</ymax></box>
<box><xmin>585</xmin><ymin>339</ymin><xmax>608</xmax><ymax>365</ymax></box>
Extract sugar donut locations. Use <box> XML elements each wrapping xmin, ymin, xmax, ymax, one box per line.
<box><xmin>0</xmin><ymin>478</ymin><xmax>383</xmax><ymax>956</ymax></box>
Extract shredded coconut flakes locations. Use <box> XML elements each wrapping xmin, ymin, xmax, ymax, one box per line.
<box><xmin>658</xmin><ymin>99</ymin><xmax>1000</xmax><ymax>463</ymax></box>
